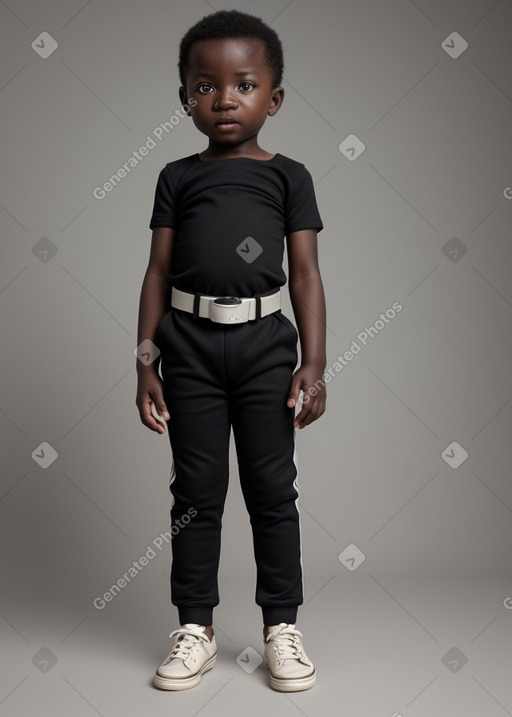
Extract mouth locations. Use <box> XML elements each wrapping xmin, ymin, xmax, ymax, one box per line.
<box><xmin>215</xmin><ymin>118</ymin><xmax>240</xmax><ymax>130</ymax></box>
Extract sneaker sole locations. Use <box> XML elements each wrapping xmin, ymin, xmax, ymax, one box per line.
<box><xmin>153</xmin><ymin>653</ymin><xmax>217</xmax><ymax>691</ymax></box>
<box><xmin>266</xmin><ymin>662</ymin><xmax>317</xmax><ymax>692</ymax></box>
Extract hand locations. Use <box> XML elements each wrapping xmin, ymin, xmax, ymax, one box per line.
<box><xmin>136</xmin><ymin>370</ymin><xmax>170</xmax><ymax>435</ymax></box>
<box><xmin>286</xmin><ymin>363</ymin><xmax>326</xmax><ymax>429</ymax></box>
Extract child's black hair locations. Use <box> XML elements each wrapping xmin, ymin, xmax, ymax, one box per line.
<box><xmin>178</xmin><ymin>9</ymin><xmax>284</xmax><ymax>90</ymax></box>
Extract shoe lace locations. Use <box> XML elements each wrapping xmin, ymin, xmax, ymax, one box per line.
<box><xmin>164</xmin><ymin>625</ymin><xmax>210</xmax><ymax>663</ymax></box>
<box><xmin>266</xmin><ymin>624</ymin><xmax>306</xmax><ymax>662</ymax></box>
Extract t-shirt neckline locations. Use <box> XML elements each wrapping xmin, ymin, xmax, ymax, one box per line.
<box><xmin>196</xmin><ymin>152</ymin><xmax>279</xmax><ymax>163</ymax></box>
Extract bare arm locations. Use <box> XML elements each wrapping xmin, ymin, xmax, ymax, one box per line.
<box><xmin>135</xmin><ymin>227</ymin><xmax>175</xmax><ymax>433</ymax></box>
<box><xmin>285</xmin><ymin>228</ymin><xmax>327</xmax><ymax>429</ymax></box>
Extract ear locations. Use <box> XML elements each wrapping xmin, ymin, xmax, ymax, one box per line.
<box><xmin>179</xmin><ymin>86</ymin><xmax>192</xmax><ymax>116</ymax></box>
<box><xmin>268</xmin><ymin>86</ymin><xmax>285</xmax><ymax>117</ymax></box>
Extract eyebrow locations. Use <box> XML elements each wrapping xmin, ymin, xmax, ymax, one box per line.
<box><xmin>192</xmin><ymin>70</ymin><xmax>260</xmax><ymax>80</ymax></box>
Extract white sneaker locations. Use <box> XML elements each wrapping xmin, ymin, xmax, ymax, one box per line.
<box><xmin>263</xmin><ymin>623</ymin><xmax>316</xmax><ymax>692</ymax></box>
<box><xmin>154</xmin><ymin>623</ymin><xmax>217</xmax><ymax>690</ymax></box>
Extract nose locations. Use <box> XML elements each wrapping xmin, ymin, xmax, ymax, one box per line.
<box><xmin>214</xmin><ymin>87</ymin><xmax>237</xmax><ymax>110</ymax></box>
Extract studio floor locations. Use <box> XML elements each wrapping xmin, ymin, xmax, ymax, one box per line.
<box><xmin>1</xmin><ymin>572</ymin><xmax>511</xmax><ymax>717</ymax></box>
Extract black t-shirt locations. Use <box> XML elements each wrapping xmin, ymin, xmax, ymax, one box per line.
<box><xmin>149</xmin><ymin>152</ymin><xmax>323</xmax><ymax>296</ymax></box>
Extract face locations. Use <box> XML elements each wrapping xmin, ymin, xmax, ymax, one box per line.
<box><xmin>179</xmin><ymin>37</ymin><xmax>284</xmax><ymax>150</ymax></box>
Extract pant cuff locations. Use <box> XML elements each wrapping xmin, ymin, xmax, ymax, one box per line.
<box><xmin>262</xmin><ymin>606</ymin><xmax>298</xmax><ymax>625</ymax></box>
<box><xmin>177</xmin><ymin>606</ymin><xmax>214</xmax><ymax>626</ymax></box>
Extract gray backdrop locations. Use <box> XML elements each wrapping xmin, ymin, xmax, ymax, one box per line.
<box><xmin>1</xmin><ymin>1</ymin><xmax>511</xmax><ymax>715</ymax></box>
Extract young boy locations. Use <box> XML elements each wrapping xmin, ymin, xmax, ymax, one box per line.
<box><xmin>136</xmin><ymin>9</ymin><xmax>326</xmax><ymax>693</ymax></box>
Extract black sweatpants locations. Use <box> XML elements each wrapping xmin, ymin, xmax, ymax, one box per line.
<box><xmin>156</xmin><ymin>303</ymin><xmax>304</xmax><ymax>627</ymax></box>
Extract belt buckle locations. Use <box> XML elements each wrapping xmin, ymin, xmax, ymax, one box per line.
<box><xmin>209</xmin><ymin>296</ymin><xmax>249</xmax><ymax>324</ymax></box>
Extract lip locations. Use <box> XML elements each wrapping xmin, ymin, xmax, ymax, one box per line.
<box><xmin>215</xmin><ymin>122</ymin><xmax>239</xmax><ymax>131</ymax></box>
<box><xmin>215</xmin><ymin>118</ymin><xmax>239</xmax><ymax>127</ymax></box>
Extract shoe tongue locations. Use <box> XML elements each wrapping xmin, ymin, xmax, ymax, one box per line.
<box><xmin>268</xmin><ymin>623</ymin><xmax>294</xmax><ymax>629</ymax></box>
<box><xmin>267</xmin><ymin>623</ymin><xmax>296</xmax><ymax>638</ymax></box>
<box><xmin>183</xmin><ymin>623</ymin><xmax>204</xmax><ymax>629</ymax></box>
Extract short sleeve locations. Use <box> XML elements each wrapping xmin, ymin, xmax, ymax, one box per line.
<box><xmin>149</xmin><ymin>165</ymin><xmax>176</xmax><ymax>229</ymax></box>
<box><xmin>285</xmin><ymin>165</ymin><xmax>323</xmax><ymax>235</ymax></box>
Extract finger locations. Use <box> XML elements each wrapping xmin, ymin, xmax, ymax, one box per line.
<box><xmin>287</xmin><ymin>380</ymin><xmax>302</xmax><ymax>407</ymax></box>
<box><xmin>143</xmin><ymin>412</ymin><xmax>167</xmax><ymax>434</ymax></box>
<box><xmin>293</xmin><ymin>404</ymin><xmax>310</xmax><ymax>429</ymax></box>
<box><xmin>153</xmin><ymin>419</ymin><xmax>167</xmax><ymax>434</ymax></box>
<box><xmin>143</xmin><ymin>401</ymin><xmax>168</xmax><ymax>434</ymax></box>
<box><xmin>150</xmin><ymin>399</ymin><xmax>169</xmax><ymax>425</ymax></box>
<box><xmin>157</xmin><ymin>404</ymin><xmax>170</xmax><ymax>420</ymax></box>
<box><xmin>295</xmin><ymin>397</ymin><xmax>326</xmax><ymax>429</ymax></box>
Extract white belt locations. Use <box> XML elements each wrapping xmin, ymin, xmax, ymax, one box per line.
<box><xmin>170</xmin><ymin>286</ymin><xmax>281</xmax><ymax>324</ymax></box>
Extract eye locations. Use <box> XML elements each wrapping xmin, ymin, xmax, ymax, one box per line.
<box><xmin>197</xmin><ymin>83</ymin><xmax>213</xmax><ymax>94</ymax></box>
<box><xmin>238</xmin><ymin>81</ymin><xmax>254</xmax><ymax>92</ymax></box>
